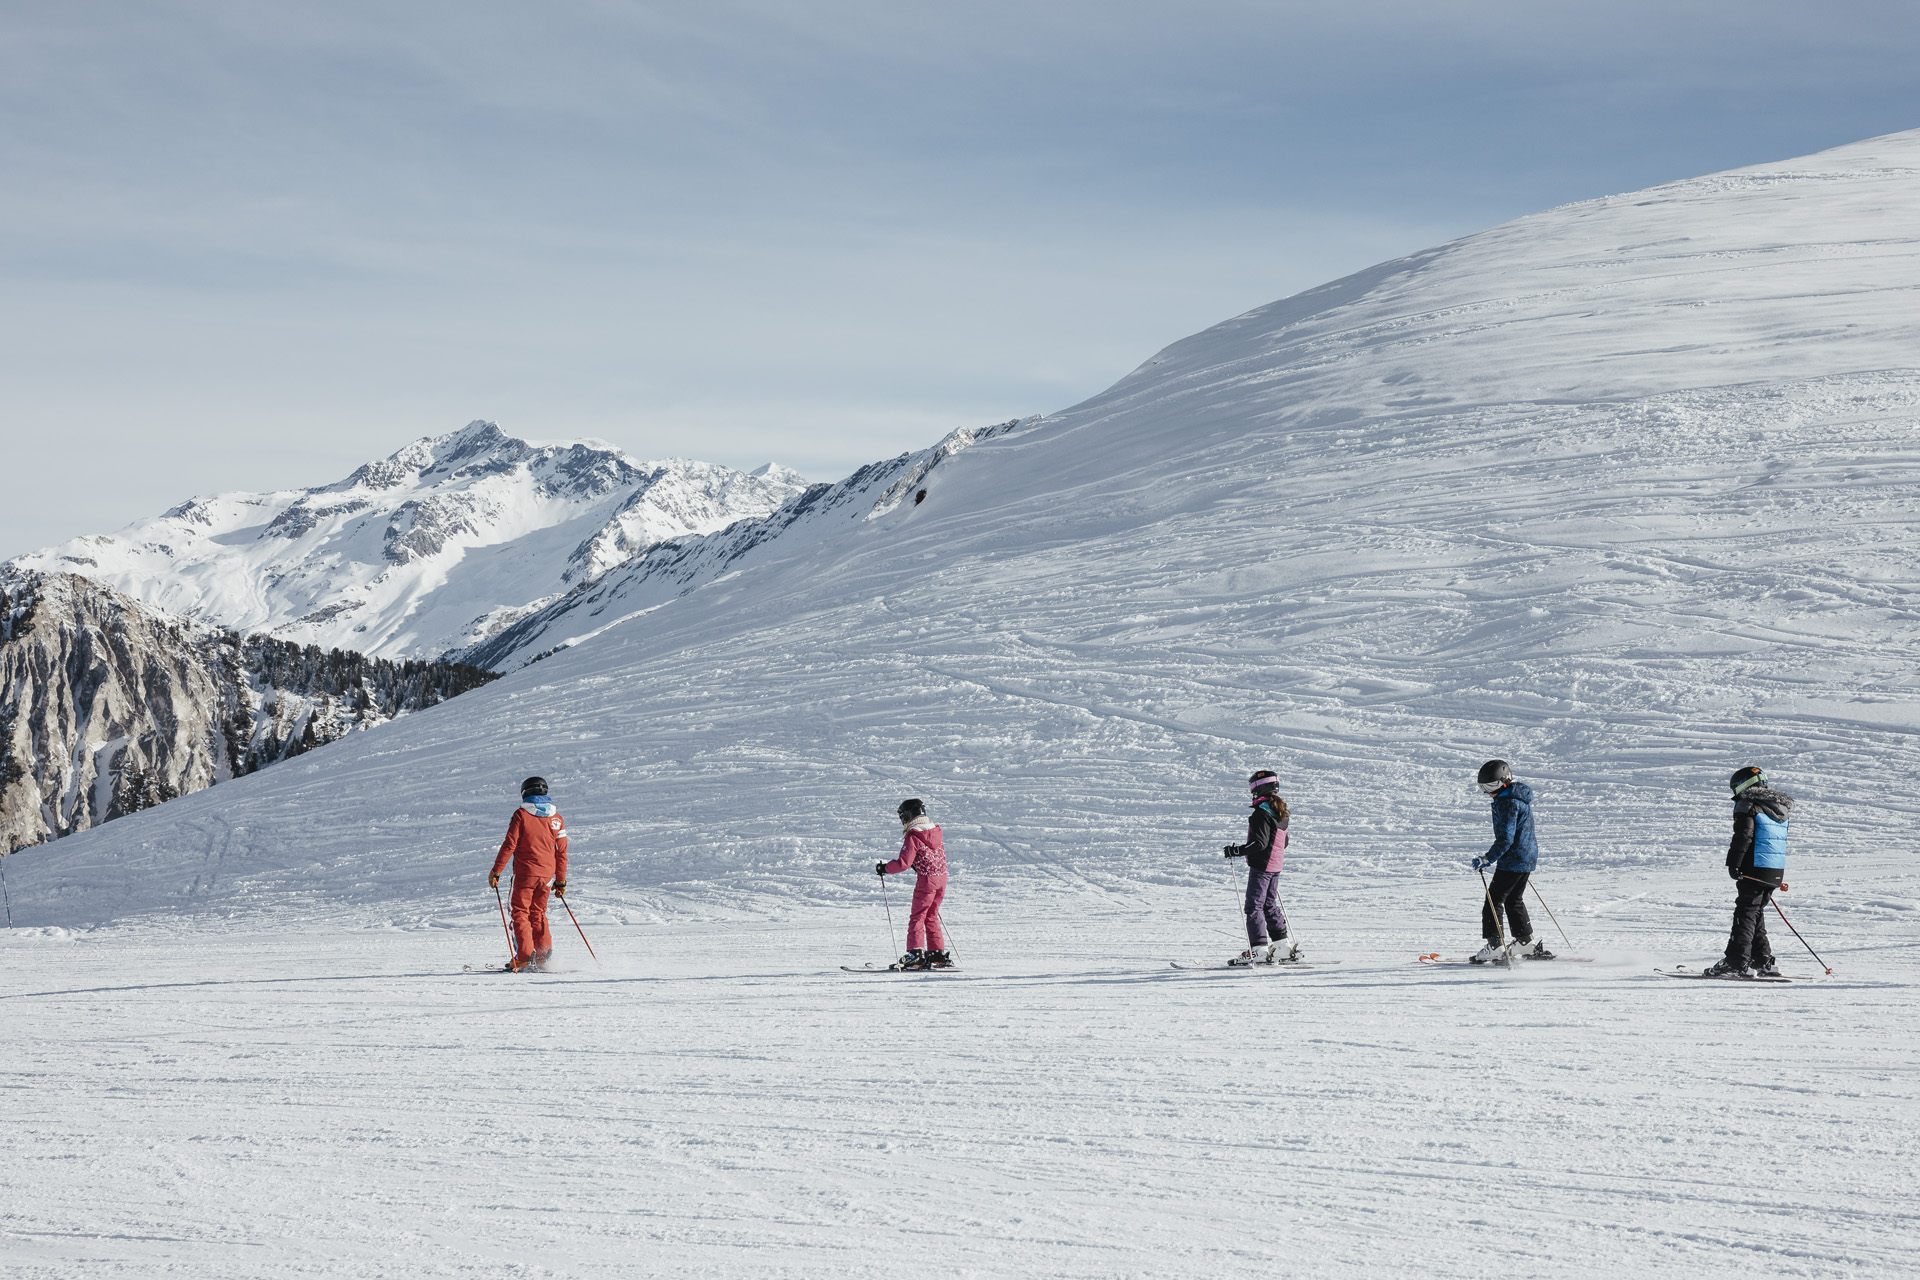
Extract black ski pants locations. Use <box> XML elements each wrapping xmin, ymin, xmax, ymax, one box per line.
<box><xmin>1481</xmin><ymin>869</ymin><xmax>1533</xmax><ymax>944</ymax></box>
<box><xmin>1725</xmin><ymin>877</ymin><xmax>1777</xmax><ymax>968</ymax></box>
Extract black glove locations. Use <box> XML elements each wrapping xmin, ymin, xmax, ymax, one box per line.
<box><xmin>488</xmin><ymin>872</ymin><xmax>500</xmax><ymax>889</ymax></box>
<box><xmin>1223</xmin><ymin>845</ymin><xmax>1242</xmax><ymax>859</ymax></box>
<box><xmin>1729</xmin><ymin>867</ymin><xmax>1741</xmax><ymax>880</ymax></box>
<box><xmin>875</xmin><ymin>861</ymin><xmax>888</xmax><ymax>876</ymax></box>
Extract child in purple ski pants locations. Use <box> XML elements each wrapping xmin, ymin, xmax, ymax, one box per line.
<box><xmin>1224</xmin><ymin>772</ymin><xmax>1291</xmax><ymax>946</ymax></box>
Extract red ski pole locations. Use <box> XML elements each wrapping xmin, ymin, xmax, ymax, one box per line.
<box><xmin>1743</xmin><ymin>876</ymin><xmax>1832</xmax><ymax>975</ymax></box>
<box><xmin>558</xmin><ymin>893</ymin><xmax>601</xmax><ymax>968</ymax></box>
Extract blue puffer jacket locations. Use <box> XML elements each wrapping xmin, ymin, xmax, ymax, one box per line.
<box><xmin>1484</xmin><ymin>780</ymin><xmax>1539</xmax><ymax>873</ymax></box>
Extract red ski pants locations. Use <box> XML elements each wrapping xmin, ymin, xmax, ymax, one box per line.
<box><xmin>510</xmin><ymin>873</ymin><xmax>553</xmax><ymax>961</ymax></box>
<box><xmin>908</xmin><ymin>875</ymin><xmax>947</xmax><ymax>950</ymax></box>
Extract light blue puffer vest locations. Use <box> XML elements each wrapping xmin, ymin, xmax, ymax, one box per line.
<box><xmin>1752</xmin><ymin>810</ymin><xmax>1788</xmax><ymax>869</ymax></box>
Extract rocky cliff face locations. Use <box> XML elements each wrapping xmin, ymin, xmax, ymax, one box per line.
<box><xmin>0</xmin><ymin>571</ymin><xmax>496</xmax><ymax>853</ymax></box>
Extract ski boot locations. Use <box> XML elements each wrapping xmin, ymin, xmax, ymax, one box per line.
<box><xmin>894</xmin><ymin>949</ymin><xmax>930</xmax><ymax>970</ymax></box>
<box><xmin>1752</xmin><ymin>958</ymin><xmax>1781</xmax><ymax>978</ymax></box>
<box><xmin>504</xmin><ymin>954</ymin><xmax>532</xmax><ymax>973</ymax></box>
<box><xmin>531</xmin><ymin>948</ymin><xmax>553</xmax><ymax>972</ymax></box>
<box><xmin>1519</xmin><ymin>940</ymin><xmax>1555</xmax><ymax>960</ymax></box>
<box><xmin>1229</xmin><ymin>946</ymin><xmax>1268</xmax><ymax>967</ymax></box>
<box><xmin>1469</xmin><ymin>941</ymin><xmax>1507</xmax><ymax>965</ymax></box>
<box><xmin>1273</xmin><ymin>934</ymin><xmax>1302</xmax><ymax>963</ymax></box>
<box><xmin>924</xmin><ymin>949</ymin><xmax>954</xmax><ymax>969</ymax></box>
<box><xmin>1704</xmin><ymin>958</ymin><xmax>1752</xmax><ymax>978</ymax></box>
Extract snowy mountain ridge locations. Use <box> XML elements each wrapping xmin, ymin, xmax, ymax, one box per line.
<box><xmin>461</xmin><ymin>417</ymin><xmax>1034</xmax><ymax>670</ymax></box>
<box><xmin>7</xmin><ymin>128</ymin><xmax>1920</xmax><ymax>929</ymax></box>
<box><xmin>8</xmin><ymin>421</ymin><xmax>807</xmax><ymax>663</ymax></box>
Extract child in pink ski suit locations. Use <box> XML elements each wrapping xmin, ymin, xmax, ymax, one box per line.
<box><xmin>875</xmin><ymin>797</ymin><xmax>950</xmax><ymax>968</ymax></box>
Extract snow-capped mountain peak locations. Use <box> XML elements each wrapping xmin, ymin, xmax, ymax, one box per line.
<box><xmin>9</xmin><ymin>421</ymin><xmax>806</xmax><ymax>661</ymax></box>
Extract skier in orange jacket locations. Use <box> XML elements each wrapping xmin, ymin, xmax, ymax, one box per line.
<box><xmin>488</xmin><ymin>776</ymin><xmax>569</xmax><ymax>971</ymax></box>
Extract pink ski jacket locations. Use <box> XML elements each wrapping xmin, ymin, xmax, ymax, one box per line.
<box><xmin>884</xmin><ymin>818</ymin><xmax>947</xmax><ymax>879</ymax></box>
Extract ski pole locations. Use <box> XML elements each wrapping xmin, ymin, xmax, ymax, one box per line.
<box><xmin>1743</xmin><ymin>876</ymin><xmax>1831</xmax><ymax>975</ymax></box>
<box><xmin>879</xmin><ymin>873</ymin><xmax>899</xmax><ymax>959</ymax></box>
<box><xmin>1528</xmin><ymin>880</ymin><xmax>1573</xmax><ymax>951</ymax></box>
<box><xmin>935</xmin><ymin>907</ymin><xmax>958</xmax><ymax>961</ymax></box>
<box><xmin>494</xmin><ymin>881</ymin><xmax>515</xmax><ymax>961</ymax></box>
<box><xmin>558</xmin><ymin>893</ymin><xmax>601</xmax><ymax>968</ymax></box>
<box><xmin>1226</xmin><ymin>848</ymin><xmax>1246</xmax><ymax>942</ymax></box>
<box><xmin>1477</xmin><ymin>865</ymin><xmax>1508</xmax><ymax>950</ymax></box>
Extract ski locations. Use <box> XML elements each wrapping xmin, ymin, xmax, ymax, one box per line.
<box><xmin>1417</xmin><ymin>952</ymin><xmax>1591</xmax><ymax>966</ymax></box>
<box><xmin>1657</xmin><ymin>966</ymin><xmax>1792</xmax><ymax>983</ymax></box>
<box><xmin>1169</xmin><ymin>958</ymin><xmax>1334</xmax><ymax>971</ymax></box>
<box><xmin>840</xmin><ymin>963</ymin><xmax>961</xmax><ymax>973</ymax></box>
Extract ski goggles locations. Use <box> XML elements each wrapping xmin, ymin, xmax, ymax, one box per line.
<box><xmin>1477</xmin><ymin>780</ymin><xmax>1506</xmax><ymax>794</ymax></box>
<box><xmin>1732</xmin><ymin>773</ymin><xmax>1766</xmax><ymax>796</ymax></box>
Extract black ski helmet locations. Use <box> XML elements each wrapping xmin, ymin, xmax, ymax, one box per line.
<box><xmin>1476</xmin><ymin>760</ymin><xmax>1512</xmax><ymax>787</ymax></box>
<box><xmin>1729</xmin><ymin>766</ymin><xmax>1766</xmax><ymax>795</ymax></box>
<box><xmin>521</xmin><ymin>776</ymin><xmax>550</xmax><ymax>799</ymax></box>
<box><xmin>897</xmin><ymin>797</ymin><xmax>926</xmax><ymax>823</ymax></box>
<box><xmin>1247</xmin><ymin>770</ymin><xmax>1280</xmax><ymax>796</ymax></box>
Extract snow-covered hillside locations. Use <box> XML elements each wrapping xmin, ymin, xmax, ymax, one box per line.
<box><xmin>460</xmin><ymin>417</ymin><xmax>1032</xmax><ymax>669</ymax></box>
<box><xmin>8</xmin><ymin>421</ymin><xmax>806</xmax><ymax>662</ymax></box>
<box><xmin>11</xmin><ymin>129</ymin><xmax>1920</xmax><ymax>922</ymax></box>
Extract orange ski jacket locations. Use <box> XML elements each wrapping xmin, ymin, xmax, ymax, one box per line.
<box><xmin>491</xmin><ymin>803</ymin><xmax>569</xmax><ymax>881</ymax></box>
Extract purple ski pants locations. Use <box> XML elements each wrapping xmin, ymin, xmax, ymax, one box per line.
<box><xmin>1244</xmin><ymin>869</ymin><xmax>1288</xmax><ymax>946</ymax></box>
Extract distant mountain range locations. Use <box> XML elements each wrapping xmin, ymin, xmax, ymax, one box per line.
<box><xmin>8</xmin><ymin>421</ymin><xmax>808</xmax><ymax>663</ymax></box>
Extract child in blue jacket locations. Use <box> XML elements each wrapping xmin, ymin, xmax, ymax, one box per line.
<box><xmin>1470</xmin><ymin>760</ymin><xmax>1551</xmax><ymax>963</ymax></box>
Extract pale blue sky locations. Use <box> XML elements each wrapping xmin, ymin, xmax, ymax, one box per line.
<box><xmin>2</xmin><ymin>1</ymin><xmax>1916</xmax><ymax>556</ymax></box>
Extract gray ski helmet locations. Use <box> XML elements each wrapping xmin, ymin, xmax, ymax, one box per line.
<box><xmin>897</xmin><ymin>797</ymin><xmax>926</xmax><ymax>823</ymax></box>
<box><xmin>1729</xmin><ymin>766</ymin><xmax>1766</xmax><ymax>795</ymax></box>
<box><xmin>521</xmin><ymin>776</ymin><xmax>550</xmax><ymax>799</ymax></box>
<box><xmin>1476</xmin><ymin>760</ymin><xmax>1512</xmax><ymax>787</ymax></box>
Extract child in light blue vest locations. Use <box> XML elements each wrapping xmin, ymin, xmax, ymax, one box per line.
<box><xmin>1708</xmin><ymin>766</ymin><xmax>1795</xmax><ymax>977</ymax></box>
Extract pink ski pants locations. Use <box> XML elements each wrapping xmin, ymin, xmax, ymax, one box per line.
<box><xmin>908</xmin><ymin>875</ymin><xmax>947</xmax><ymax>950</ymax></box>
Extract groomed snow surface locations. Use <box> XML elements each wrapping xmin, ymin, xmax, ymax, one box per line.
<box><xmin>5</xmin><ymin>868</ymin><xmax>1917</xmax><ymax>1278</ymax></box>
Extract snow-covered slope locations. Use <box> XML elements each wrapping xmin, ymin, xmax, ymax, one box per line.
<box><xmin>9</xmin><ymin>129</ymin><xmax>1920</xmax><ymax>927</ymax></box>
<box><xmin>7</xmin><ymin>421</ymin><xmax>806</xmax><ymax>662</ymax></box>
